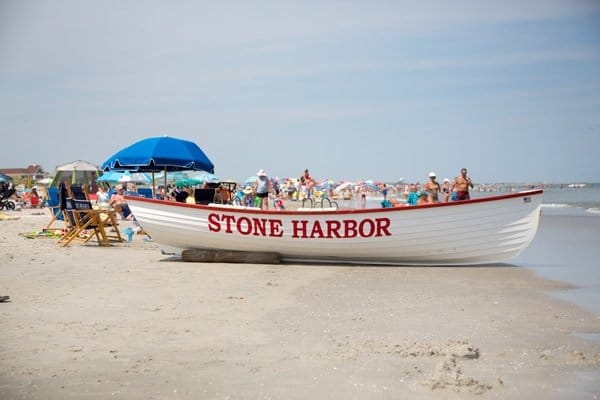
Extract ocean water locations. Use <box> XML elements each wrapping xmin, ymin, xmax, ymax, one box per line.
<box><xmin>514</xmin><ymin>184</ymin><xmax>600</xmax><ymax>317</ymax></box>
<box><xmin>358</xmin><ymin>184</ymin><xmax>600</xmax><ymax>316</ymax></box>
<box><xmin>536</xmin><ymin>183</ymin><xmax>600</xmax><ymax>215</ymax></box>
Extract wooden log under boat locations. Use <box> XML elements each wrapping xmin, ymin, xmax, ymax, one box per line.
<box><xmin>182</xmin><ymin>248</ymin><xmax>281</xmax><ymax>264</ymax></box>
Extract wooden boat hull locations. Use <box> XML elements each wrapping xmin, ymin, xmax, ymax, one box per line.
<box><xmin>125</xmin><ymin>190</ymin><xmax>543</xmax><ymax>265</ymax></box>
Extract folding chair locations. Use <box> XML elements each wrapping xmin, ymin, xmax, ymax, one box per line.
<box><xmin>45</xmin><ymin>187</ymin><xmax>64</xmax><ymax>229</ymax></box>
<box><xmin>194</xmin><ymin>188</ymin><xmax>216</xmax><ymax>205</ymax></box>
<box><xmin>58</xmin><ymin>199</ymin><xmax>123</xmax><ymax>247</ymax></box>
<box><xmin>137</xmin><ymin>188</ymin><xmax>153</xmax><ymax>199</ymax></box>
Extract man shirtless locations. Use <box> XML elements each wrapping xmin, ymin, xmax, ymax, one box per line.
<box><xmin>451</xmin><ymin>168</ymin><xmax>474</xmax><ymax>201</ymax></box>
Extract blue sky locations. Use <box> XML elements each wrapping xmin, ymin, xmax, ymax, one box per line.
<box><xmin>1</xmin><ymin>1</ymin><xmax>599</xmax><ymax>183</ymax></box>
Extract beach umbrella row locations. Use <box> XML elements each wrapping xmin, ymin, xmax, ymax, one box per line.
<box><xmin>97</xmin><ymin>171</ymin><xmax>152</xmax><ymax>184</ymax></box>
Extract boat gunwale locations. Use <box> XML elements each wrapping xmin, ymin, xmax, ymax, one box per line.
<box><xmin>124</xmin><ymin>189</ymin><xmax>543</xmax><ymax>215</ymax></box>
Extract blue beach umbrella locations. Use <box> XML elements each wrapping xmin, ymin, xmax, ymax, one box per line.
<box><xmin>190</xmin><ymin>172</ymin><xmax>220</xmax><ymax>184</ymax></box>
<box><xmin>101</xmin><ymin>135</ymin><xmax>215</xmax><ymax>196</ymax></box>
<box><xmin>101</xmin><ymin>136</ymin><xmax>214</xmax><ymax>173</ymax></box>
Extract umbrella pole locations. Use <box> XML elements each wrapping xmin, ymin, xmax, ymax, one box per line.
<box><xmin>152</xmin><ymin>172</ymin><xmax>156</xmax><ymax>199</ymax></box>
<box><xmin>164</xmin><ymin>167</ymin><xmax>167</xmax><ymax>200</ymax></box>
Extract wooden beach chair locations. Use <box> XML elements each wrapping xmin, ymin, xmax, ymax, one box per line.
<box><xmin>47</xmin><ymin>183</ymin><xmax>88</xmax><ymax>230</ymax></box>
<box><xmin>58</xmin><ymin>199</ymin><xmax>123</xmax><ymax>247</ymax></box>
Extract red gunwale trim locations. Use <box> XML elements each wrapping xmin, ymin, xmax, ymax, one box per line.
<box><xmin>125</xmin><ymin>189</ymin><xmax>543</xmax><ymax>216</ymax></box>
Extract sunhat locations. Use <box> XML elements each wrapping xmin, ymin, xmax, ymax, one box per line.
<box><xmin>256</xmin><ymin>169</ymin><xmax>267</xmax><ymax>177</ymax></box>
<box><xmin>429</xmin><ymin>172</ymin><xmax>436</xmax><ymax>178</ymax></box>
<box><xmin>443</xmin><ymin>178</ymin><xmax>450</xmax><ymax>183</ymax></box>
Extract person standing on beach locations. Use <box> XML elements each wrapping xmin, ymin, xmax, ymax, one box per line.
<box><xmin>302</xmin><ymin>169</ymin><xmax>315</xmax><ymax>199</ymax></box>
<box><xmin>253</xmin><ymin>169</ymin><xmax>271</xmax><ymax>210</ymax></box>
<box><xmin>451</xmin><ymin>168</ymin><xmax>474</xmax><ymax>201</ymax></box>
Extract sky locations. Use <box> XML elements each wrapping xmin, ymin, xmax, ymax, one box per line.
<box><xmin>1</xmin><ymin>0</ymin><xmax>599</xmax><ymax>183</ymax></box>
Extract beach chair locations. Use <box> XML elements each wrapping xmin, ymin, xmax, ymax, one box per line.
<box><xmin>68</xmin><ymin>184</ymin><xmax>89</xmax><ymax>200</ymax></box>
<box><xmin>58</xmin><ymin>198</ymin><xmax>100</xmax><ymax>246</ymax></box>
<box><xmin>137</xmin><ymin>188</ymin><xmax>153</xmax><ymax>199</ymax></box>
<box><xmin>45</xmin><ymin>187</ymin><xmax>63</xmax><ymax>228</ymax></box>
<box><xmin>194</xmin><ymin>188</ymin><xmax>216</xmax><ymax>205</ymax></box>
<box><xmin>58</xmin><ymin>198</ymin><xmax>123</xmax><ymax>247</ymax></box>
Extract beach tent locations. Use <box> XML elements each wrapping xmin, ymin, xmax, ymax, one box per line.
<box><xmin>49</xmin><ymin>160</ymin><xmax>101</xmax><ymax>191</ymax></box>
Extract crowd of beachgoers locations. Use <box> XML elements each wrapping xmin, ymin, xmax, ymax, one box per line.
<box><xmin>1</xmin><ymin>165</ymin><xmax>552</xmax><ymax>212</ymax></box>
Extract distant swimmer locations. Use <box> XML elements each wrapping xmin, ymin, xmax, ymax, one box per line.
<box><xmin>451</xmin><ymin>168</ymin><xmax>474</xmax><ymax>201</ymax></box>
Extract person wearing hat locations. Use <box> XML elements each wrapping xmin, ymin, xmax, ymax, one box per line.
<box><xmin>109</xmin><ymin>185</ymin><xmax>132</xmax><ymax>219</ymax></box>
<box><xmin>253</xmin><ymin>169</ymin><xmax>271</xmax><ymax>210</ymax></box>
<box><xmin>424</xmin><ymin>172</ymin><xmax>441</xmax><ymax>203</ymax></box>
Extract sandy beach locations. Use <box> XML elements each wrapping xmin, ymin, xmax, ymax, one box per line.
<box><xmin>1</xmin><ymin>208</ymin><xmax>599</xmax><ymax>399</ymax></box>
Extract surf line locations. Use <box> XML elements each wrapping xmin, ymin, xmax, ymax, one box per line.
<box><xmin>207</xmin><ymin>213</ymin><xmax>392</xmax><ymax>239</ymax></box>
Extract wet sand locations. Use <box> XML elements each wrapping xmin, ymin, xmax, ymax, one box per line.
<box><xmin>1</xmin><ymin>209</ymin><xmax>599</xmax><ymax>399</ymax></box>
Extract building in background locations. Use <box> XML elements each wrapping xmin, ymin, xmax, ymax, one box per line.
<box><xmin>0</xmin><ymin>164</ymin><xmax>49</xmax><ymax>187</ymax></box>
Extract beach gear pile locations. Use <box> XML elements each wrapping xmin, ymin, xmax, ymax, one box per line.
<box><xmin>20</xmin><ymin>228</ymin><xmax>66</xmax><ymax>239</ymax></box>
<box><xmin>0</xmin><ymin>213</ymin><xmax>20</xmax><ymax>221</ymax></box>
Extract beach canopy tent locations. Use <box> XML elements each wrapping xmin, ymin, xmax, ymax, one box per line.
<box><xmin>0</xmin><ymin>173</ymin><xmax>13</xmax><ymax>182</ymax></box>
<box><xmin>49</xmin><ymin>160</ymin><xmax>101</xmax><ymax>190</ymax></box>
<box><xmin>101</xmin><ymin>136</ymin><xmax>215</xmax><ymax>196</ymax></box>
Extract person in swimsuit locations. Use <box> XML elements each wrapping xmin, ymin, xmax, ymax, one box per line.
<box><xmin>451</xmin><ymin>168</ymin><xmax>474</xmax><ymax>201</ymax></box>
<box><xmin>253</xmin><ymin>169</ymin><xmax>271</xmax><ymax>210</ymax></box>
<box><xmin>441</xmin><ymin>178</ymin><xmax>451</xmax><ymax>202</ymax></box>
<box><xmin>424</xmin><ymin>172</ymin><xmax>441</xmax><ymax>203</ymax></box>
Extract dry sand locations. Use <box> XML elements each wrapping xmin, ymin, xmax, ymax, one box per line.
<box><xmin>1</xmin><ymin>209</ymin><xmax>599</xmax><ymax>399</ymax></box>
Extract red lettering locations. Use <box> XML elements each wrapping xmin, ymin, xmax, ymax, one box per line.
<box><xmin>326</xmin><ymin>220</ymin><xmax>342</xmax><ymax>238</ymax></box>
<box><xmin>292</xmin><ymin>220</ymin><xmax>308</xmax><ymax>238</ymax></box>
<box><xmin>343</xmin><ymin>220</ymin><xmax>358</xmax><ymax>238</ymax></box>
<box><xmin>208</xmin><ymin>214</ymin><xmax>392</xmax><ymax>240</ymax></box>
<box><xmin>252</xmin><ymin>218</ymin><xmax>267</xmax><ymax>236</ymax></box>
<box><xmin>269</xmin><ymin>219</ymin><xmax>284</xmax><ymax>237</ymax></box>
<box><xmin>222</xmin><ymin>214</ymin><xmax>235</xmax><ymax>233</ymax></box>
<box><xmin>376</xmin><ymin>218</ymin><xmax>391</xmax><ymax>237</ymax></box>
<box><xmin>359</xmin><ymin>219</ymin><xmax>375</xmax><ymax>237</ymax></box>
<box><xmin>237</xmin><ymin>216</ymin><xmax>252</xmax><ymax>235</ymax></box>
<box><xmin>309</xmin><ymin>220</ymin><xmax>324</xmax><ymax>238</ymax></box>
<box><xmin>208</xmin><ymin>213</ymin><xmax>221</xmax><ymax>232</ymax></box>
